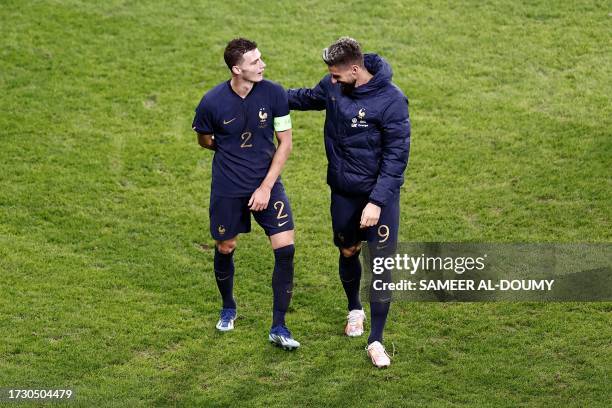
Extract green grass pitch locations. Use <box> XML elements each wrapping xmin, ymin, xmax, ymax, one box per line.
<box><xmin>0</xmin><ymin>1</ymin><xmax>610</xmax><ymax>406</ymax></box>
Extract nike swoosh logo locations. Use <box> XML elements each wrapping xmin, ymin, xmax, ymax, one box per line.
<box><xmin>223</xmin><ymin>118</ymin><xmax>236</xmax><ymax>125</ymax></box>
<box><xmin>278</xmin><ymin>221</ymin><xmax>289</xmax><ymax>227</ymax></box>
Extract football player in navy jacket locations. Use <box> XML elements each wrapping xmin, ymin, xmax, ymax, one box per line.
<box><xmin>193</xmin><ymin>38</ymin><xmax>299</xmax><ymax>350</ymax></box>
<box><xmin>288</xmin><ymin>37</ymin><xmax>410</xmax><ymax>367</ymax></box>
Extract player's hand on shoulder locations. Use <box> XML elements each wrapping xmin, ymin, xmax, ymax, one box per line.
<box><xmin>360</xmin><ymin>202</ymin><xmax>381</xmax><ymax>228</ymax></box>
<box><xmin>248</xmin><ymin>185</ymin><xmax>272</xmax><ymax>211</ymax></box>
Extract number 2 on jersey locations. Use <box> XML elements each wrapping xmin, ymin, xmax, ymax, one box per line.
<box><xmin>240</xmin><ymin>131</ymin><xmax>253</xmax><ymax>148</ymax></box>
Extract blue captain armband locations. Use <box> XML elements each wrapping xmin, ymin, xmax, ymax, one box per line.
<box><xmin>273</xmin><ymin>115</ymin><xmax>292</xmax><ymax>132</ymax></box>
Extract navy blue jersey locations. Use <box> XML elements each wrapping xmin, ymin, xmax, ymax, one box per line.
<box><xmin>193</xmin><ymin>79</ymin><xmax>290</xmax><ymax>197</ymax></box>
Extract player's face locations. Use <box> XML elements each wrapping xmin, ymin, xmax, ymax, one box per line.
<box><xmin>328</xmin><ymin>64</ymin><xmax>358</xmax><ymax>94</ymax></box>
<box><xmin>235</xmin><ymin>48</ymin><xmax>266</xmax><ymax>83</ymax></box>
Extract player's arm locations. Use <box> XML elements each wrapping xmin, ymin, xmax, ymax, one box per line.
<box><xmin>197</xmin><ymin>132</ymin><xmax>216</xmax><ymax>151</ymax></box>
<box><xmin>287</xmin><ymin>77</ymin><xmax>328</xmax><ymax>111</ymax></box>
<box><xmin>248</xmin><ymin>127</ymin><xmax>292</xmax><ymax>211</ymax></box>
<box><xmin>192</xmin><ymin>95</ymin><xmax>216</xmax><ymax>150</ymax></box>
<box><xmin>361</xmin><ymin>97</ymin><xmax>411</xmax><ymax>227</ymax></box>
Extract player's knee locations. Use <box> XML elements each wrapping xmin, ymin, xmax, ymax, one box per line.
<box><xmin>340</xmin><ymin>247</ymin><xmax>353</xmax><ymax>258</ymax></box>
<box><xmin>216</xmin><ymin>240</ymin><xmax>236</xmax><ymax>254</ymax></box>
<box><xmin>270</xmin><ymin>230</ymin><xmax>294</xmax><ymax>250</ymax></box>
<box><xmin>340</xmin><ymin>244</ymin><xmax>361</xmax><ymax>258</ymax></box>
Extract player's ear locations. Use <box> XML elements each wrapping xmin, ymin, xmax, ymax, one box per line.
<box><xmin>231</xmin><ymin>65</ymin><xmax>241</xmax><ymax>75</ymax></box>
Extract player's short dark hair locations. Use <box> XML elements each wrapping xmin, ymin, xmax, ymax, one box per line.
<box><xmin>322</xmin><ymin>37</ymin><xmax>364</xmax><ymax>67</ymax></box>
<box><xmin>224</xmin><ymin>38</ymin><xmax>257</xmax><ymax>70</ymax></box>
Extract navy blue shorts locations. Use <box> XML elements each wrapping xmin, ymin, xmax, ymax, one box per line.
<box><xmin>210</xmin><ymin>182</ymin><xmax>294</xmax><ymax>241</ymax></box>
<box><xmin>330</xmin><ymin>191</ymin><xmax>399</xmax><ymax>250</ymax></box>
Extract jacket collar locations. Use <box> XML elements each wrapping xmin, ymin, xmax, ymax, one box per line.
<box><xmin>351</xmin><ymin>53</ymin><xmax>393</xmax><ymax>97</ymax></box>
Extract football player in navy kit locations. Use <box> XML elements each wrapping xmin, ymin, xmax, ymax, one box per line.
<box><xmin>192</xmin><ymin>38</ymin><xmax>299</xmax><ymax>350</ymax></box>
<box><xmin>288</xmin><ymin>37</ymin><xmax>410</xmax><ymax>366</ymax></box>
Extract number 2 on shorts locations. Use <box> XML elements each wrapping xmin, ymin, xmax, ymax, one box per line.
<box><xmin>274</xmin><ymin>201</ymin><xmax>288</xmax><ymax>219</ymax></box>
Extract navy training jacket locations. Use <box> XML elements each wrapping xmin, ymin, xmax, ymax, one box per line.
<box><xmin>287</xmin><ymin>54</ymin><xmax>410</xmax><ymax>207</ymax></box>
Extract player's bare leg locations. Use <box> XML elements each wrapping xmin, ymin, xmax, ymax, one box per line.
<box><xmin>269</xmin><ymin>230</ymin><xmax>294</xmax><ymax>250</ymax></box>
<box><xmin>216</xmin><ymin>238</ymin><xmax>237</xmax><ymax>254</ymax></box>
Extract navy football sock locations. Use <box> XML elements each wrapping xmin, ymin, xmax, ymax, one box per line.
<box><xmin>368</xmin><ymin>301</ymin><xmax>390</xmax><ymax>344</ymax></box>
<box><xmin>214</xmin><ymin>247</ymin><xmax>236</xmax><ymax>309</ymax></box>
<box><xmin>272</xmin><ymin>244</ymin><xmax>295</xmax><ymax>327</ymax></box>
<box><xmin>339</xmin><ymin>251</ymin><xmax>363</xmax><ymax>311</ymax></box>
